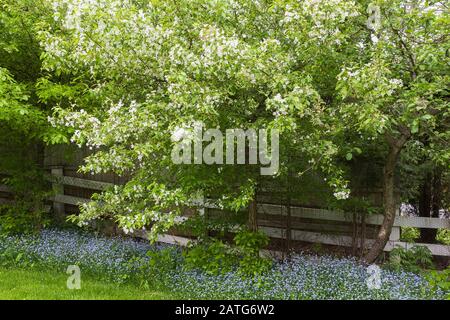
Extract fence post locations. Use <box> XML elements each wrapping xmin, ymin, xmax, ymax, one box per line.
<box><xmin>389</xmin><ymin>205</ymin><xmax>401</xmax><ymax>241</ymax></box>
<box><xmin>51</xmin><ymin>166</ymin><xmax>65</xmax><ymax>224</ymax></box>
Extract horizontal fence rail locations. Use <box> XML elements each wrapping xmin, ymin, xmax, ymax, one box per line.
<box><xmin>1</xmin><ymin>170</ymin><xmax>449</xmax><ymax>256</ymax></box>
<box><xmin>57</xmin><ymin>175</ymin><xmax>114</xmax><ymax>191</ymax></box>
<box><xmin>257</xmin><ymin>204</ymin><xmax>450</xmax><ymax>229</ymax></box>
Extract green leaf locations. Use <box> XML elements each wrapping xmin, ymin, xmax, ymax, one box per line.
<box><xmin>411</xmin><ymin>120</ymin><xmax>419</xmax><ymax>134</ymax></box>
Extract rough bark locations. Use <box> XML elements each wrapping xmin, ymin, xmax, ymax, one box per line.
<box><xmin>364</xmin><ymin>132</ymin><xmax>409</xmax><ymax>263</ymax></box>
<box><xmin>248</xmin><ymin>198</ymin><xmax>258</xmax><ymax>232</ymax></box>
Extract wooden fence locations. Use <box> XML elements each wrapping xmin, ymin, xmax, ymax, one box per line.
<box><xmin>1</xmin><ymin>168</ymin><xmax>449</xmax><ymax>257</ymax></box>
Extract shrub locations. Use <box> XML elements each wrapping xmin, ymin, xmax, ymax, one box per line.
<box><xmin>183</xmin><ymin>239</ymin><xmax>236</xmax><ymax>275</ymax></box>
<box><xmin>437</xmin><ymin>229</ymin><xmax>450</xmax><ymax>245</ymax></box>
<box><xmin>400</xmin><ymin>227</ymin><xmax>420</xmax><ymax>243</ymax></box>
<box><xmin>183</xmin><ymin>230</ymin><xmax>272</xmax><ymax>277</ymax></box>
<box><xmin>425</xmin><ymin>268</ymin><xmax>450</xmax><ymax>299</ymax></box>
<box><xmin>0</xmin><ymin>171</ymin><xmax>52</xmax><ymax>235</ymax></box>
<box><xmin>386</xmin><ymin>246</ymin><xmax>433</xmax><ymax>273</ymax></box>
<box><xmin>233</xmin><ymin>230</ymin><xmax>272</xmax><ymax>276</ymax></box>
<box><xmin>138</xmin><ymin>246</ymin><xmax>182</xmax><ymax>289</ymax></box>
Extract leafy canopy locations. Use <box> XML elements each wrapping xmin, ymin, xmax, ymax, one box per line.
<box><xmin>37</xmin><ymin>0</ymin><xmax>449</xmax><ymax>240</ymax></box>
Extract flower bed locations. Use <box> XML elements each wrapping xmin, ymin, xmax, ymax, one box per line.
<box><xmin>0</xmin><ymin>229</ymin><xmax>446</xmax><ymax>300</ymax></box>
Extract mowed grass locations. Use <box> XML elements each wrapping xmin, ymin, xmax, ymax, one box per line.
<box><xmin>0</xmin><ymin>267</ymin><xmax>174</xmax><ymax>300</ymax></box>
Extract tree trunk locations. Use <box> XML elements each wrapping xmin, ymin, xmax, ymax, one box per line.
<box><xmin>364</xmin><ymin>133</ymin><xmax>409</xmax><ymax>263</ymax></box>
<box><xmin>248</xmin><ymin>196</ymin><xmax>258</xmax><ymax>232</ymax></box>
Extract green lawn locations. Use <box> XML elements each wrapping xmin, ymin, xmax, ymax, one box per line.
<box><xmin>0</xmin><ymin>267</ymin><xmax>174</xmax><ymax>300</ymax></box>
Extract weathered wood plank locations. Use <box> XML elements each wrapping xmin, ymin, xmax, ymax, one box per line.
<box><xmin>383</xmin><ymin>241</ymin><xmax>450</xmax><ymax>256</ymax></box>
<box><xmin>59</xmin><ymin>175</ymin><xmax>114</xmax><ymax>191</ymax></box>
<box><xmin>52</xmin><ymin>194</ymin><xmax>89</xmax><ymax>206</ymax></box>
<box><xmin>157</xmin><ymin>234</ymin><xmax>192</xmax><ymax>246</ymax></box>
<box><xmin>257</xmin><ymin>203</ymin><xmax>450</xmax><ymax>229</ymax></box>
<box><xmin>394</xmin><ymin>216</ymin><xmax>450</xmax><ymax>229</ymax></box>
<box><xmin>133</xmin><ymin>230</ymin><xmax>193</xmax><ymax>246</ymax></box>
<box><xmin>257</xmin><ymin>218</ymin><xmax>354</xmax><ymax>234</ymax></box>
<box><xmin>259</xmin><ymin>226</ymin><xmax>450</xmax><ymax>256</ymax></box>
